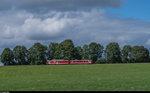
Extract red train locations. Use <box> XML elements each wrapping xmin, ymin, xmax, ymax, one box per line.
<box><xmin>47</xmin><ymin>60</ymin><xmax>93</xmax><ymax>65</ymax></box>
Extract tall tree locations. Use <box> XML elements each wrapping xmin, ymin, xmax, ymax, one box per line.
<box><xmin>53</xmin><ymin>43</ymin><xmax>63</xmax><ymax>59</ymax></box>
<box><xmin>1</xmin><ymin>48</ymin><xmax>14</xmax><ymax>65</ymax></box>
<box><xmin>48</xmin><ymin>43</ymin><xmax>59</xmax><ymax>60</ymax></box>
<box><xmin>130</xmin><ymin>46</ymin><xmax>149</xmax><ymax>62</ymax></box>
<box><xmin>89</xmin><ymin>42</ymin><xmax>104</xmax><ymax>63</ymax></box>
<box><xmin>121</xmin><ymin>45</ymin><xmax>132</xmax><ymax>63</ymax></box>
<box><xmin>60</xmin><ymin>39</ymin><xmax>75</xmax><ymax>60</ymax></box>
<box><xmin>82</xmin><ymin>44</ymin><xmax>90</xmax><ymax>60</ymax></box>
<box><xmin>28</xmin><ymin>43</ymin><xmax>47</xmax><ymax>65</ymax></box>
<box><xmin>27</xmin><ymin>47</ymin><xmax>36</xmax><ymax>65</ymax></box>
<box><xmin>105</xmin><ymin>42</ymin><xmax>121</xmax><ymax>63</ymax></box>
<box><xmin>13</xmin><ymin>46</ymin><xmax>28</xmax><ymax>65</ymax></box>
<box><xmin>74</xmin><ymin>46</ymin><xmax>83</xmax><ymax>60</ymax></box>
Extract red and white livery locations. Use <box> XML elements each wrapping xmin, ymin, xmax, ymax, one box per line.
<box><xmin>47</xmin><ymin>60</ymin><xmax>93</xmax><ymax>65</ymax></box>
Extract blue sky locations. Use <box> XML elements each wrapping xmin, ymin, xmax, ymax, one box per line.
<box><xmin>0</xmin><ymin>0</ymin><xmax>150</xmax><ymax>56</ymax></box>
<box><xmin>106</xmin><ymin>0</ymin><xmax>150</xmax><ymax>21</ymax></box>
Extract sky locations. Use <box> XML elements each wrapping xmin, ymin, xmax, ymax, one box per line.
<box><xmin>106</xmin><ymin>0</ymin><xmax>150</xmax><ymax>21</ymax></box>
<box><xmin>0</xmin><ymin>0</ymin><xmax>150</xmax><ymax>55</ymax></box>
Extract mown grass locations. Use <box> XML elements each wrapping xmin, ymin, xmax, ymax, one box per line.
<box><xmin>0</xmin><ymin>63</ymin><xmax>150</xmax><ymax>91</ymax></box>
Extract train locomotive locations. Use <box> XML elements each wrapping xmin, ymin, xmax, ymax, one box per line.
<box><xmin>47</xmin><ymin>60</ymin><xmax>93</xmax><ymax>65</ymax></box>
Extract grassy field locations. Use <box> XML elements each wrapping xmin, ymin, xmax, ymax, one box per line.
<box><xmin>0</xmin><ymin>63</ymin><xmax>150</xmax><ymax>91</ymax></box>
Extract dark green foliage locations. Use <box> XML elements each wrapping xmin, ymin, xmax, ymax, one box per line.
<box><xmin>1</xmin><ymin>48</ymin><xmax>14</xmax><ymax>65</ymax></box>
<box><xmin>74</xmin><ymin>46</ymin><xmax>83</xmax><ymax>60</ymax></box>
<box><xmin>89</xmin><ymin>42</ymin><xmax>104</xmax><ymax>63</ymax></box>
<box><xmin>27</xmin><ymin>47</ymin><xmax>36</xmax><ymax>65</ymax></box>
<box><xmin>95</xmin><ymin>59</ymin><xmax>106</xmax><ymax>64</ymax></box>
<box><xmin>60</xmin><ymin>39</ymin><xmax>75</xmax><ymax>60</ymax></box>
<box><xmin>1</xmin><ymin>39</ymin><xmax>150</xmax><ymax>65</ymax></box>
<box><xmin>48</xmin><ymin>43</ymin><xmax>59</xmax><ymax>60</ymax></box>
<box><xmin>82</xmin><ymin>44</ymin><xmax>90</xmax><ymax>60</ymax></box>
<box><xmin>28</xmin><ymin>43</ymin><xmax>47</xmax><ymax>65</ymax></box>
<box><xmin>121</xmin><ymin>45</ymin><xmax>132</xmax><ymax>63</ymax></box>
<box><xmin>130</xmin><ymin>46</ymin><xmax>149</xmax><ymax>62</ymax></box>
<box><xmin>53</xmin><ymin>43</ymin><xmax>63</xmax><ymax>59</ymax></box>
<box><xmin>105</xmin><ymin>42</ymin><xmax>121</xmax><ymax>63</ymax></box>
<box><xmin>13</xmin><ymin>46</ymin><xmax>28</xmax><ymax>65</ymax></box>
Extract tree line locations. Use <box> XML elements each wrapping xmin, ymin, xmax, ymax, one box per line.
<box><xmin>0</xmin><ymin>39</ymin><xmax>149</xmax><ymax>65</ymax></box>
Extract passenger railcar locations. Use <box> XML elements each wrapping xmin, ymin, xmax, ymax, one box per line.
<box><xmin>47</xmin><ymin>60</ymin><xmax>93</xmax><ymax>65</ymax></box>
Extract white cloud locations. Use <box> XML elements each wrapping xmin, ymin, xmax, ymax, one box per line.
<box><xmin>0</xmin><ymin>9</ymin><xmax>150</xmax><ymax>53</ymax></box>
<box><xmin>21</xmin><ymin>16</ymin><xmax>74</xmax><ymax>40</ymax></box>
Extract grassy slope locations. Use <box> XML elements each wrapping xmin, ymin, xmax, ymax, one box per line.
<box><xmin>0</xmin><ymin>63</ymin><xmax>150</xmax><ymax>91</ymax></box>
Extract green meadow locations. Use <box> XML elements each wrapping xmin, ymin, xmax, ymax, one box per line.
<box><xmin>0</xmin><ymin>63</ymin><xmax>150</xmax><ymax>91</ymax></box>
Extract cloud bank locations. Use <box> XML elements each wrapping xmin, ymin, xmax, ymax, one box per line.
<box><xmin>0</xmin><ymin>0</ymin><xmax>150</xmax><ymax>55</ymax></box>
<box><xmin>0</xmin><ymin>9</ymin><xmax>150</xmax><ymax>54</ymax></box>
<box><xmin>0</xmin><ymin>0</ymin><xmax>123</xmax><ymax>11</ymax></box>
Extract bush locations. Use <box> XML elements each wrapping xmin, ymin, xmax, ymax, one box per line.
<box><xmin>95</xmin><ymin>59</ymin><xmax>106</xmax><ymax>64</ymax></box>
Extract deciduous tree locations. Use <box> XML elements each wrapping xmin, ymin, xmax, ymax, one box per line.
<box><xmin>82</xmin><ymin>44</ymin><xmax>89</xmax><ymax>60</ymax></box>
<box><xmin>48</xmin><ymin>43</ymin><xmax>59</xmax><ymax>60</ymax></box>
<box><xmin>13</xmin><ymin>46</ymin><xmax>28</xmax><ymax>65</ymax></box>
<box><xmin>89</xmin><ymin>42</ymin><xmax>104</xmax><ymax>63</ymax></box>
<box><xmin>105</xmin><ymin>42</ymin><xmax>121</xmax><ymax>63</ymax></box>
<box><xmin>28</xmin><ymin>43</ymin><xmax>47</xmax><ymax>65</ymax></box>
<box><xmin>60</xmin><ymin>39</ymin><xmax>75</xmax><ymax>60</ymax></box>
<box><xmin>74</xmin><ymin>46</ymin><xmax>83</xmax><ymax>60</ymax></box>
<box><xmin>121</xmin><ymin>45</ymin><xmax>132</xmax><ymax>63</ymax></box>
<box><xmin>130</xmin><ymin>46</ymin><xmax>149</xmax><ymax>62</ymax></box>
<box><xmin>1</xmin><ymin>48</ymin><xmax>14</xmax><ymax>65</ymax></box>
